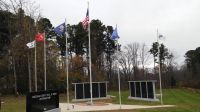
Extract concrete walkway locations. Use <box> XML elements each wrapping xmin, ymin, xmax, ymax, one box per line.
<box><xmin>59</xmin><ymin>103</ymin><xmax>175</xmax><ymax>112</ymax></box>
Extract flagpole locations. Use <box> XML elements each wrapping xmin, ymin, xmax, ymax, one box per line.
<box><xmin>117</xmin><ymin>39</ymin><xmax>122</xmax><ymax>109</ymax></box>
<box><xmin>65</xmin><ymin>19</ymin><xmax>70</xmax><ymax>110</ymax></box>
<box><xmin>115</xmin><ymin>25</ymin><xmax>122</xmax><ymax>109</ymax></box>
<box><xmin>44</xmin><ymin>32</ymin><xmax>47</xmax><ymax>91</ymax></box>
<box><xmin>35</xmin><ymin>36</ymin><xmax>37</xmax><ymax>92</ymax></box>
<box><xmin>28</xmin><ymin>54</ymin><xmax>32</xmax><ymax>92</ymax></box>
<box><xmin>157</xmin><ymin>29</ymin><xmax>163</xmax><ymax>105</ymax></box>
<box><xmin>88</xmin><ymin>1</ymin><xmax>93</xmax><ymax>105</ymax></box>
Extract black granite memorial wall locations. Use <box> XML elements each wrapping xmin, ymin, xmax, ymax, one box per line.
<box><xmin>84</xmin><ymin>83</ymin><xmax>90</xmax><ymax>98</ymax></box>
<box><xmin>147</xmin><ymin>82</ymin><xmax>154</xmax><ymax>98</ymax></box>
<box><xmin>73</xmin><ymin>82</ymin><xmax>107</xmax><ymax>100</ymax></box>
<box><xmin>100</xmin><ymin>83</ymin><xmax>106</xmax><ymax>97</ymax></box>
<box><xmin>130</xmin><ymin>82</ymin><xmax>135</xmax><ymax>97</ymax></box>
<box><xmin>76</xmin><ymin>84</ymin><xmax>83</xmax><ymax>99</ymax></box>
<box><xmin>129</xmin><ymin>81</ymin><xmax>156</xmax><ymax>100</ymax></box>
<box><xmin>141</xmin><ymin>82</ymin><xmax>147</xmax><ymax>98</ymax></box>
<box><xmin>136</xmin><ymin>82</ymin><xmax>141</xmax><ymax>97</ymax></box>
<box><xmin>92</xmin><ymin>83</ymin><xmax>99</xmax><ymax>98</ymax></box>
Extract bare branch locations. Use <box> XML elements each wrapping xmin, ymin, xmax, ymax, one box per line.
<box><xmin>4</xmin><ymin>0</ymin><xmax>41</xmax><ymax>21</ymax></box>
<box><xmin>139</xmin><ymin>43</ymin><xmax>151</xmax><ymax>69</ymax></box>
<box><xmin>0</xmin><ymin>0</ymin><xmax>10</xmax><ymax>11</ymax></box>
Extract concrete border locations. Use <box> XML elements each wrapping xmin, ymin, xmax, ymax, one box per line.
<box><xmin>59</xmin><ymin>103</ymin><xmax>175</xmax><ymax>112</ymax></box>
<box><xmin>128</xmin><ymin>96</ymin><xmax>159</xmax><ymax>102</ymax></box>
<box><xmin>72</xmin><ymin>96</ymin><xmax>110</xmax><ymax>102</ymax></box>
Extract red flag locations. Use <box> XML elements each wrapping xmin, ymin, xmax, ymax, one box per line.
<box><xmin>35</xmin><ymin>33</ymin><xmax>44</xmax><ymax>42</ymax></box>
<box><xmin>82</xmin><ymin>9</ymin><xmax>89</xmax><ymax>30</ymax></box>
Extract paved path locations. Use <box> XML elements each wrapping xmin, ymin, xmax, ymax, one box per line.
<box><xmin>59</xmin><ymin>103</ymin><xmax>174</xmax><ymax>112</ymax></box>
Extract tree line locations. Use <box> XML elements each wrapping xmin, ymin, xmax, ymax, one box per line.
<box><xmin>0</xmin><ymin>0</ymin><xmax>118</xmax><ymax>94</ymax></box>
<box><xmin>0</xmin><ymin>0</ymin><xmax>200</xmax><ymax>95</ymax></box>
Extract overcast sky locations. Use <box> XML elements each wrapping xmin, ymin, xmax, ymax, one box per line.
<box><xmin>36</xmin><ymin>0</ymin><xmax>200</xmax><ymax>65</ymax></box>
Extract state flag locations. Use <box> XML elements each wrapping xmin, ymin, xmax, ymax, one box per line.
<box><xmin>111</xmin><ymin>27</ymin><xmax>119</xmax><ymax>40</ymax></box>
<box><xmin>54</xmin><ymin>23</ymin><xmax>66</xmax><ymax>35</ymax></box>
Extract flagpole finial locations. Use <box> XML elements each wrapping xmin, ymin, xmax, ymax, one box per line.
<box><xmin>87</xmin><ymin>0</ymin><xmax>89</xmax><ymax>5</ymax></box>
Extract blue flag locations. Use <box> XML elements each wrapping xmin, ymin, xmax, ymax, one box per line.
<box><xmin>111</xmin><ymin>27</ymin><xmax>119</xmax><ymax>40</ymax></box>
<box><xmin>54</xmin><ymin>23</ymin><xmax>66</xmax><ymax>35</ymax></box>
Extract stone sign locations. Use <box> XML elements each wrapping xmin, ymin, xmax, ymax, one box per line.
<box><xmin>26</xmin><ymin>90</ymin><xmax>59</xmax><ymax>112</ymax></box>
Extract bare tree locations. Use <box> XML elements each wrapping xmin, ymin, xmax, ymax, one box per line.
<box><xmin>0</xmin><ymin>0</ymin><xmax>10</xmax><ymax>10</ymax></box>
<box><xmin>117</xmin><ymin>50</ymin><xmax>133</xmax><ymax>81</ymax></box>
<box><xmin>139</xmin><ymin>43</ymin><xmax>151</xmax><ymax>77</ymax></box>
<box><xmin>3</xmin><ymin>0</ymin><xmax>41</xmax><ymax>21</ymax></box>
<box><xmin>124</xmin><ymin>43</ymin><xmax>140</xmax><ymax>79</ymax></box>
<box><xmin>4</xmin><ymin>0</ymin><xmax>41</xmax><ymax>94</ymax></box>
<box><xmin>116</xmin><ymin>42</ymin><xmax>140</xmax><ymax>81</ymax></box>
<box><xmin>165</xmin><ymin>50</ymin><xmax>178</xmax><ymax>68</ymax></box>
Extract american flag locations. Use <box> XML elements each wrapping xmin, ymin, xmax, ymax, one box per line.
<box><xmin>82</xmin><ymin>9</ymin><xmax>89</xmax><ymax>30</ymax></box>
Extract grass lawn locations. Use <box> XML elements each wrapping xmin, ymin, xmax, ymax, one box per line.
<box><xmin>1</xmin><ymin>88</ymin><xmax>200</xmax><ymax>112</ymax></box>
<box><xmin>104</xmin><ymin>88</ymin><xmax>200</xmax><ymax>112</ymax></box>
<box><xmin>0</xmin><ymin>96</ymin><xmax>25</xmax><ymax>112</ymax></box>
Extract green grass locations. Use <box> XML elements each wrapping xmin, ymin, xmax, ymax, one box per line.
<box><xmin>0</xmin><ymin>96</ymin><xmax>25</xmax><ymax>112</ymax></box>
<box><xmin>1</xmin><ymin>88</ymin><xmax>200</xmax><ymax>112</ymax></box>
<box><xmin>108</xmin><ymin>90</ymin><xmax>159</xmax><ymax>105</ymax></box>
<box><xmin>104</xmin><ymin>88</ymin><xmax>200</xmax><ymax>112</ymax></box>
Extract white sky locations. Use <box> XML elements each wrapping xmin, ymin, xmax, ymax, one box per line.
<box><xmin>36</xmin><ymin>0</ymin><xmax>200</xmax><ymax>65</ymax></box>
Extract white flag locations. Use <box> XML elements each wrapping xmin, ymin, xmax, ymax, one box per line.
<box><xmin>159</xmin><ymin>34</ymin><xmax>165</xmax><ymax>40</ymax></box>
<box><xmin>26</xmin><ymin>40</ymin><xmax>35</xmax><ymax>49</ymax></box>
<box><xmin>159</xmin><ymin>34</ymin><xmax>163</xmax><ymax>38</ymax></box>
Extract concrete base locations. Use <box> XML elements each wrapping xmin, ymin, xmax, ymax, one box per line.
<box><xmin>128</xmin><ymin>96</ymin><xmax>159</xmax><ymax>102</ymax></box>
<box><xmin>44</xmin><ymin>108</ymin><xmax>61</xmax><ymax>112</ymax></box>
<box><xmin>72</xmin><ymin>96</ymin><xmax>110</xmax><ymax>102</ymax></box>
<box><xmin>60</xmin><ymin>103</ymin><xmax>175</xmax><ymax>112</ymax></box>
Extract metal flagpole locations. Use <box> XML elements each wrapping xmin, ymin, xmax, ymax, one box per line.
<box><xmin>35</xmin><ymin>36</ymin><xmax>37</xmax><ymax>92</ymax></box>
<box><xmin>65</xmin><ymin>19</ymin><xmax>70</xmax><ymax>110</ymax></box>
<box><xmin>13</xmin><ymin>57</ymin><xmax>17</xmax><ymax>95</ymax></box>
<box><xmin>44</xmin><ymin>32</ymin><xmax>47</xmax><ymax>91</ymax></box>
<box><xmin>88</xmin><ymin>1</ymin><xmax>93</xmax><ymax>105</ymax></box>
<box><xmin>157</xmin><ymin>29</ymin><xmax>163</xmax><ymax>105</ymax></box>
<box><xmin>117</xmin><ymin>40</ymin><xmax>122</xmax><ymax>109</ymax></box>
<box><xmin>28</xmin><ymin>54</ymin><xmax>32</xmax><ymax>92</ymax></box>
